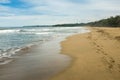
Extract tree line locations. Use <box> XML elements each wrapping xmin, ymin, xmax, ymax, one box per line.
<box><xmin>53</xmin><ymin>15</ymin><xmax>120</xmax><ymax>27</ymax></box>
<box><xmin>87</xmin><ymin>15</ymin><xmax>120</xmax><ymax>27</ymax></box>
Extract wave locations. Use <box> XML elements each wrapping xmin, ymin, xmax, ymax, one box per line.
<box><xmin>19</xmin><ymin>29</ymin><xmax>50</xmax><ymax>32</ymax></box>
<box><xmin>0</xmin><ymin>27</ymin><xmax>90</xmax><ymax>65</ymax></box>
<box><xmin>0</xmin><ymin>27</ymin><xmax>87</xmax><ymax>34</ymax></box>
<box><xmin>0</xmin><ymin>29</ymin><xmax>52</xmax><ymax>35</ymax></box>
<box><xmin>18</xmin><ymin>29</ymin><xmax>55</xmax><ymax>35</ymax></box>
<box><xmin>0</xmin><ymin>29</ymin><xmax>20</xmax><ymax>34</ymax></box>
<box><xmin>35</xmin><ymin>32</ymin><xmax>54</xmax><ymax>35</ymax></box>
<box><xmin>0</xmin><ymin>44</ymin><xmax>35</xmax><ymax>65</ymax></box>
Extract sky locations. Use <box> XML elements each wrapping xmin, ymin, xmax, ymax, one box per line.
<box><xmin>0</xmin><ymin>0</ymin><xmax>120</xmax><ymax>27</ymax></box>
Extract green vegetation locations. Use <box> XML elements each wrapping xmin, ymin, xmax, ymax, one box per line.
<box><xmin>87</xmin><ymin>15</ymin><xmax>120</xmax><ymax>27</ymax></box>
<box><xmin>53</xmin><ymin>15</ymin><xmax>120</xmax><ymax>27</ymax></box>
<box><xmin>53</xmin><ymin>23</ymin><xmax>86</xmax><ymax>27</ymax></box>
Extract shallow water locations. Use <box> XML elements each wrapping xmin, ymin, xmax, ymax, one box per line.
<box><xmin>0</xmin><ymin>37</ymin><xmax>71</xmax><ymax>80</ymax></box>
<box><xmin>0</xmin><ymin>27</ymin><xmax>89</xmax><ymax>64</ymax></box>
<box><xmin>0</xmin><ymin>26</ymin><xmax>89</xmax><ymax>80</ymax></box>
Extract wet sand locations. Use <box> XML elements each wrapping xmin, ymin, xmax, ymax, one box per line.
<box><xmin>51</xmin><ymin>27</ymin><xmax>120</xmax><ymax>80</ymax></box>
<box><xmin>0</xmin><ymin>37</ymin><xmax>71</xmax><ymax>80</ymax></box>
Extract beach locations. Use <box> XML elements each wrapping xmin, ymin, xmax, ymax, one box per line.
<box><xmin>51</xmin><ymin>27</ymin><xmax>120</xmax><ymax>80</ymax></box>
<box><xmin>0</xmin><ymin>27</ymin><xmax>88</xmax><ymax>80</ymax></box>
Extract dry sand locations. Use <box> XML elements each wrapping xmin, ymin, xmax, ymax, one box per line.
<box><xmin>51</xmin><ymin>27</ymin><xmax>120</xmax><ymax>80</ymax></box>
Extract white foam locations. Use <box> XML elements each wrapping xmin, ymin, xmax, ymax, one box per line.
<box><xmin>35</xmin><ymin>32</ymin><xmax>53</xmax><ymax>35</ymax></box>
<box><xmin>0</xmin><ymin>59</ymin><xmax>13</xmax><ymax>65</ymax></box>
<box><xmin>0</xmin><ymin>27</ymin><xmax>90</xmax><ymax>65</ymax></box>
<box><xmin>0</xmin><ymin>48</ymin><xmax>21</xmax><ymax>64</ymax></box>
<box><xmin>19</xmin><ymin>29</ymin><xmax>50</xmax><ymax>32</ymax></box>
<box><xmin>0</xmin><ymin>29</ymin><xmax>20</xmax><ymax>34</ymax></box>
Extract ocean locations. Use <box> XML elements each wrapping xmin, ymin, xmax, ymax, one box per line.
<box><xmin>0</xmin><ymin>26</ymin><xmax>89</xmax><ymax>65</ymax></box>
<box><xmin>0</xmin><ymin>26</ymin><xmax>89</xmax><ymax>80</ymax></box>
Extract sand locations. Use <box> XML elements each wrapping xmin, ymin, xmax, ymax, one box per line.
<box><xmin>51</xmin><ymin>27</ymin><xmax>120</xmax><ymax>80</ymax></box>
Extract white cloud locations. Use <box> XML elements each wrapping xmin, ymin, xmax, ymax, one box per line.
<box><xmin>21</xmin><ymin>0</ymin><xmax>120</xmax><ymax>16</ymax></box>
<box><xmin>0</xmin><ymin>0</ymin><xmax>10</xmax><ymax>3</ymax></box>
<box><xmin>88</xmin><ymin>0</ymin><xmax>120</xmax><ymax>11</ymax></box>
<box><xmin>0</xmin><ymin>15</ymin><xmax>82</xmax><ymax>27</ymax></box>
<box><xmin>0</xmin><ymin>5</ymin><xmax>15</xmax><ymax>16</ymax></box>
<box><xmin>0</xmin><ymin>0</ymin><xmax>120</xmax><ymax>26</ymax></box>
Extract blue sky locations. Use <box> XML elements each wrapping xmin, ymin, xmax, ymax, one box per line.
<box><xmin>0</xmin><ymin>0</ymin><xmax>120</xmax><ymax>27</ymax></box>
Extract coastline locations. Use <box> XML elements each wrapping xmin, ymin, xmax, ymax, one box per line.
<box><xmin>0</xmin><ymin>36</ymin><xmax>71</xmax><ymax>80</ymax></box>
<box><xmin>0</xmin><ymin>27</ymin><xmax>88</xmax><ymax>80</ymax></box>
<box><xmin>51</xmin><ymin>27</ymin><xmax>120</xmax><ymax>80</ymax></box>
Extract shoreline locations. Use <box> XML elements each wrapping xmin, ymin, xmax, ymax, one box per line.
<box><xmin>0</xmin><ymin>36</ymin><xmax>71</xmax><ymax>80</ymax></box>
<box><xmin>0</xmin><ymin>27</ymin><xmax>88</xmax><ymax>80</ymax></box>
<box><xmin>51</xmin><ymin>27</ymin><xmax>120</xmax><ymax>80</ymax></box>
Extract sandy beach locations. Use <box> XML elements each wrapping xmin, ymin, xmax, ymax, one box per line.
<box><xmin>51</xmin><ymin>27</ymin><xmax>120</xmax><ymax>80</ymax></box>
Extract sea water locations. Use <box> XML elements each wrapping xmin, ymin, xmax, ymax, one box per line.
<box><xmin>0</xmin><ymin>26</ymin><xmax>89</xmax><ymax>64</ymax></box>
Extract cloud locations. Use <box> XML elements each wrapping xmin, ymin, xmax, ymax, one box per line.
<box><xmin>0</xmin><ymin>0</ymin><xmax>10</xmax><ymax>3</ymax></box>
<box><xmin>0</xmin><ymin>5</ymin><xmax>28</xmax><ymax>16</ymax></box>
<box><xmin>19</xmin><ymin>0</ymin><xmax>120</xmax><ymax>16</ymax></box>
<box><xmin>0</xmin><ymin>15</ymin><xmax>82</xmax><ymax>27</ymax></box>
<box><xmin>0</xmin><ymin>0</ymin><xmax>120</xmax><ymax>26</ymax></box>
